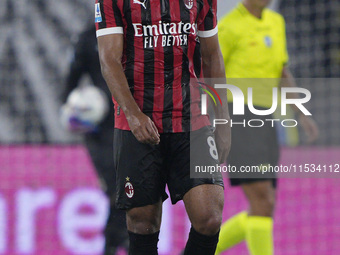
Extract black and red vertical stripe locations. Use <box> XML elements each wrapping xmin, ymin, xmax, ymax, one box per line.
<box><xmin>96</xmin><ymin>0</ymin><xmax>215</xmax><ymax>133</ymax></box>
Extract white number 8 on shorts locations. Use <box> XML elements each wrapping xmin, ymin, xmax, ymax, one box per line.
<box><xmin>207</xmin><ymin>136</ymin><xmax>219</xmax><ymax>160</ymax></box>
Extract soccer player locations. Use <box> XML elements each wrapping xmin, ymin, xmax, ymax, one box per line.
<box><xmin>95</xmin><ymin>0</ymin><xmax>231</xmax><ymax>254</ymax></box>
<box><xmin>62</xmin><ymin>24</ymin><xmax>128</xmax><ymax>255</ymax></box>
<box><xmin>215</xmin><ymin>1</ymin><xmax>319</xmax><ymax>255</ymax></box>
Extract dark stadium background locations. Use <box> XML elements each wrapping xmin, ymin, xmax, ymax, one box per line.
<box><xmin>0</xmin><ymin>0</ymin><xmax>339</xmax><ymax>254</ymax></box>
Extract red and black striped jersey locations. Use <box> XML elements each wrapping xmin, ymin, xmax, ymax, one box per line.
<box><xmin>95</xmin><ymin>0</ymin><xmax>217</xmax><ymax>133</ymax></box>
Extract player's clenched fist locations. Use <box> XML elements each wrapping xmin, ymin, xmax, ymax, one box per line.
<box><xmin>126</xmin><ymin>111</ymin><xmax>160</xmax><ymax>145</ymax></box>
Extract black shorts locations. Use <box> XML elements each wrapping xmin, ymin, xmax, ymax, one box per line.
<box><xmin>227</xmin><ymin>103</ymin><xmax>279</xmax><ymax>187</ymax></box>
<box><xmin>113</xmin><ymin>126</ymin><xmax>224</xmax><ymax>210</ymax></box>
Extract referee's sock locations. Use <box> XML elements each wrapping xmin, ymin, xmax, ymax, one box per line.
<box><xmin>246</xmin><ymin>216</ymin><xmax>273</xmax><ymax>255</ymax></box>
<box><xmin>215</xmin><ymin>212</ymin><xmax>273</xmax><ymax>255</ymax></box>
<box><xmin>128</xmin><ymin>230</ymin><xmax>159</xmax><ymax>255</ymax></box>
<box><xmin>184</xmin><ymin>226</ymin><xmax>220</xmax><ymax>255</ymax></box>
<box><xmin>215</xmin><ymin>211</ymin><xmax>247</xmax><ymax>254</ymax></box>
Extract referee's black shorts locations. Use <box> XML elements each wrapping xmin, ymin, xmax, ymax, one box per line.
<box><xmin>227</xmin><ymin>103</ymin><xmax>279</xmax><ymax>187</ymax></box>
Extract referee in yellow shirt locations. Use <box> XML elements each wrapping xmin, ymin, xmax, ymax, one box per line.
<box><xmin>215</xmin><ymin>1</ymin><xmax>319</xmax><ymax>255</ymax></box>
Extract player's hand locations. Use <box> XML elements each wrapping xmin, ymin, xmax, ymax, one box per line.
<box><xmin>298</xmin><ymin>114</ymin><xmax>319</xmax><ymax>144</ymax></box>
<box><xmin>214</xmin><ymin>124</ymin><xmax>231</xmax><ymax>163</ymax></box>
<box><xmin>126</xmin><ymin>111</ymin><xmax>160</xmax><ymax>145</ymax></box>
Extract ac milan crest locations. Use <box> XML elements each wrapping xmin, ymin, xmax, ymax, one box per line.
<box><xmin>125</xmin><ymin>178</ymin><xmax>134</xmax><ymax>198</ymax></box>
<box><xmin>185</xmin><ymin>0</ymin><xmax>194</xmax><ymax>9</ymax></box>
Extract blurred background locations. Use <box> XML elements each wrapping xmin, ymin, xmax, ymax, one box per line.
<box><xmin>0</xmin><ymin>0</ymin><xmax>340</xmax><ymax>254</ymax></box>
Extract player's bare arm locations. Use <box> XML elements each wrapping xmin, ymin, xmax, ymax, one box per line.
<box><xmin>280</xmin><ymin>66</ymin><xmax>319</xmax><ymax>143</ymax></box>
<box><xmin>200</xmin><ymin>34</ymin><xmax>231</xmax><ymax>162</ymax></box>
<box><xmin>97</xmin><ymin>34</ymin><xmax>160</xmax><ymax>145</ymax></box>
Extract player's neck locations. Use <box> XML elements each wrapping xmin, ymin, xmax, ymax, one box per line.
<box><xmin>242</xmin><ymin>1</ymin><xmax>264</xmax><ymax>19</ymax></box>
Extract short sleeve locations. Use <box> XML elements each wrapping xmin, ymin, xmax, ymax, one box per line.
<box><xmin>95</xmin><ymin>0</ymin><xmax>124</xmax><ymax>37</ymax></box>
<box><xmin>197</xmin><ymin>0</ymin><xmax>218</xmax><ymax>38</ymax></box>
